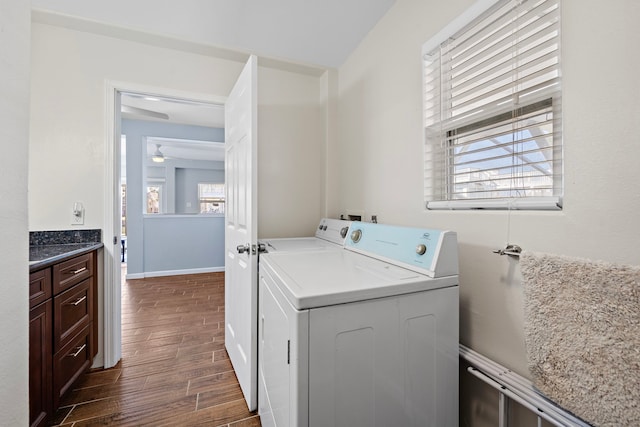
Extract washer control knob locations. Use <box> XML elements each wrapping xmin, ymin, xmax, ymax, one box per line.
<box><xmin>340</xmin><ymin>227</ymin><xmax>349</xmax><ymax>238</ymax></box>
<box><xmin>351</xmin><ymin>229</ymin><xmax>362</xmax><ymax>243</ymax></box>
<box><xmin>416</xmin><ymin>244</ymin><xmax>427</xmax><ymax>255</ymax></box>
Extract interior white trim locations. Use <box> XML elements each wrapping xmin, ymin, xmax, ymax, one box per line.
<box><xmin>427</xmin><ymin>197</ymin><xmax>563</xmax><ymax>211</ymax></box>
<box><xmin>126</xmin><ymin>266</ymin><xmax>225</xmax><ymax>280</ymax></box>
<box><xmin>143</xmin><ymin>213</ymin><xmax>225</xmax><ymax>219</ymax></box>
<box><xmin>103</xmin><ymin>82</ymin><xmax>121</xmax><ymax>369</ymax></box>
<box><xmin>103</xmin><ymin>80</ymin><xmax>228</xmax><ymax>369</ymax></box>
<box><xmin>422</xmin><ymin>0</ymin><xmax>499</xmax><ymax>58</ymax></box>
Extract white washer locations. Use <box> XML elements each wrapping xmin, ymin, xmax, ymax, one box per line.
<box><xmin>258</xmin><ymin>222</ymin><xmax>459</xmax><ymax>427</ymax></box>
<box><xmin>260</xmin><ymin>218</ymin><xmax>352</xmax><ymax>253</ymax></box>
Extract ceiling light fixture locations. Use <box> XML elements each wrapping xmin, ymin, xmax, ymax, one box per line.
<box><xmin>152</xmin><ymin>144</ymin><xmax>165</xmax><ymax>163</ymax></box>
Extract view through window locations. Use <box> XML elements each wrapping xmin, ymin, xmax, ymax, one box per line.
<box><xmin>198</xmin><ymin>183</ymin><xmax>225</xmax><ymax>214</ymax></box>
<box><xmin>146</xmin><ymin>185</ymin><xmax>162</xmax><ymax>214</ymax></box>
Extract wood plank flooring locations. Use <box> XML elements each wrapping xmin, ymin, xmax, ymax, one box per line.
<box><xmin>51</xmin><ymin>270</ymin><xmax>261</xmax><ymax>426</ymax></box>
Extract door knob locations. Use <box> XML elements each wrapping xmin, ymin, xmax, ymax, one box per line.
<box><xmin>237</xmin><ymin>244</ymin><xmax>250</xmax><ymax>254</ymax></box>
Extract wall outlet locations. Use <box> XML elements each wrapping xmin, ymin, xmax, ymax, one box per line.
<box><xmin>71</xmin><ymin>203</ymin><xmax>84</xmax><ymax>225</ymax></box>
<box><xmin>346</xmin><ymin>209</ymin><xmax>364</xmax><ymax>222</ymax></box>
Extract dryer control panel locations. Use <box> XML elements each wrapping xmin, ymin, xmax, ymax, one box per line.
<box><xmin>315</xmin><ymin>218</ymin><xmax>352</xmax><ymax>245</ymax></box>
<box><xmin>345</xmin><ymin>222</ymin><xmax>459</xmax><ymax>278</ymax></box>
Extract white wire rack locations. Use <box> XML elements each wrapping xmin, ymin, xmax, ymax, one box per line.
<box><xmin>460</xmin><ymin>344</ymin><xmax>592</xmax><ymax>427</ymax></box>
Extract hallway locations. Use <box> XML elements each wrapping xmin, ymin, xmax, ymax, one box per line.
<box><xmin>51</xmin><ymin>271</ymin><xmax>260</xmax><ymax>426</ymax></box>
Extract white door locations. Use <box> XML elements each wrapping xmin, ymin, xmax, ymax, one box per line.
<box><xmin>225</xmin><ymin>55</ymin><xmax>258</xmax><ymax>411</ymax></box>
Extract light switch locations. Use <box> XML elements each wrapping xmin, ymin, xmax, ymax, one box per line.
<box><xmin>71</xmin><ymin>202</ymin><xmax>84</xmax><ymax>225</ymax></box>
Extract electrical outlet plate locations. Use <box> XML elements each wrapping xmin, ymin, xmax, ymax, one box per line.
<box><xmin>346</xmin><ymin>209</ymin><xmax>364</xmax><ymax>222</ymax></box>
<box><xmin>71</xmin><ymin>209</ymin><xmax>84</xmax><ymax>225</ymax></box>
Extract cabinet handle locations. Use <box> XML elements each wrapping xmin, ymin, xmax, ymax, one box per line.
<box><xmin>70</xmin><ymin>267</ymin><xmax>87</xmax><ymax>275</ymax></box>
<box><xmin>68</xmin><ymin>296</ymin><xmax>87</xmax><ymax>306</ymax></box>
<box><xmin>67</xmin><ymin>344</ymin><xmax>86</xmax><ymax>358</ymax></box>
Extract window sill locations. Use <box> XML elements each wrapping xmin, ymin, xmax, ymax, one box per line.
<box><xmin>143</xmin><ymin>213</ymin><xmax>225</xmax><ymax>218</ymax></box>
<box><xmin>426</xmin><ymin>197</ymin><xmax>562</xmax><ymax>211</ymax></box>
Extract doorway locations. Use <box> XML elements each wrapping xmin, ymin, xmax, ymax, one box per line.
<box><xmin>119</xmin><ymin>93</ymin><xmax>226</xmax><ymax>279</ymax></box>
<box><xmin>104</xmin><ymin>83</ymin><xmax>228</xmax><ymax>369</ymax></box>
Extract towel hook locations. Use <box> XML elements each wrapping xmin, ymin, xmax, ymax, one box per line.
<box><xmin>493</xmin><ymin>244</ymin><xmax>522</xmax><ymax>258</ymax></box>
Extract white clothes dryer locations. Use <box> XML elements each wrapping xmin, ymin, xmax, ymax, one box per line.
<box><xmin>259</xmin><ymin>218</ymin><xmax>352</xmax><ymax>253</ymax></box>
<box><xmin>258</xmin><ymin>222</ymin><xmax>459</xmax><ymax>427</ymax></box>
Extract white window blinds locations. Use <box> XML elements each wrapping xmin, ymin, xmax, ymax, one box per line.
<box><xmin>423</xmin><ymin>0</ymin><xmax>562</xmax><ymax>210</ymax></box>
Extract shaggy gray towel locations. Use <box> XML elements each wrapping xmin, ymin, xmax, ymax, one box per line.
<box><xmin>520</xmin><ymin>251</ymin><xmax>640</xmax><ymax>427</ymax></box>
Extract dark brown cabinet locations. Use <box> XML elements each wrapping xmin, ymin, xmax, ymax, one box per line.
<box><xmin>29</xmin><ymin>300</ymin><xmax>52</xmax><ymax>427</ymax></box>
<box><xmin>29</xmin><ymin>250</ymin><xmax>97</xmax><ymax>427</ymax></box>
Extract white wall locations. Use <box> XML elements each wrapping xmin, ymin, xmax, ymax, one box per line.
<box><xmin>0</xmin><ymin>0</ymin><xmax>30</xmax><ymax>424</ymax></box>
<box><xmin>29</xmin><ymin>19</ymin><xmax>326</xmax><ymax>239</ymax></box>
<box><xmin>333</xmin><ymin>0</ymin><xmax>640</xmax><ymax>425</ymax></box>
<box><xmin>257</xmin><ymin>66</ymin><xmax>326</xmax><ymax>238</ymax></box>
<box><xmin>28</xmin><ymin>22</ymin><xmax>239</xmax><ymax>231</ymax></box>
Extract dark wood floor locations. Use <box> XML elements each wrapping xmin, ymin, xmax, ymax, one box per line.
<box><xmin>51</xmin><ymin>270</ymin><xmax>261</xmax><ymax>426</ymax></box>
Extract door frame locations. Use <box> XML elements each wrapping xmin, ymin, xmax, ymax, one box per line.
<box><xmin>104</xmin><ymin>80</ymin><xmax>227</xmax><ymax>368</ymax></box>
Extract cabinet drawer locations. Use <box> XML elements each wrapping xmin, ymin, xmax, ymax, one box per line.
<box><xmin>30</xmin><ymin>269</ymin><xmax>52</xmax><ymax>309</ymax></box>
<box><xmin>53</xmin><ymin>324</ymin><xmax>92</xmax><ymax>409</ymax></box>
<box><xmin>53</xmin><ymin>253</ymin><xmax>93</xmax><ymax>294</ymax></box>
<box><xmin>53</xmin><ymin>278</ymin><xmax>92</xmax><ymax>352</ymax></box>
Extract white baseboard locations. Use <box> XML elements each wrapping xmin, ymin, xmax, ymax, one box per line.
<box><xmin>126</xmin><ymin>266</ymin><xmax>225</xmax><ymax>280</ymax></box>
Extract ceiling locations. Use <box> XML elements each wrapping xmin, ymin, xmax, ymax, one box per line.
<box><xmin>31</xmin><ymin>0</ymin><xmax>397</xmax><ymax>69</ymax></box>
<box><xmin>120</xmin><ymin>93</ymin><xmax>225</xmax><ymax>128</ymax></box>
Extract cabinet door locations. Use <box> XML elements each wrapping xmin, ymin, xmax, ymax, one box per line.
<box><xmin>30</xmin><ymin>268</ymin><xmax>52</xmax><ymax>309</ymax></box>
<box><xmin>29</xmin><ymin>300</ymin><xmax>52</xmax><ymax>427</ymax></box>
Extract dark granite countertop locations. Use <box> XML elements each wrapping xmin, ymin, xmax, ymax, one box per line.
<box><xmin>29</xmin><ymin>229</ymin><xmax>103</xmax><ymax>272</ymax></box>
<box><xmin>29</xmin><ymin>242</ymin><xmax>104</xmax><ymax>272</ymax></box>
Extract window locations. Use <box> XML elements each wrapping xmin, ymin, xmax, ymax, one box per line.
<box><xmin>146</xmin><ymin>185</ymin><xmax>162</xmax><ymax>214</ymax></box>
<box><xmin>198</xmin><ymin>183</ymin><xmax>225</xmax><ymax>214</ymax></box>
<box><xmin>423</xmin><ymin>0</ymin><xmax>562</xmax><ymax>210</ymax></box>
<box><xmin>121</xmin><ymin>183</ymin><xmax>127</xmax><ymax>235</ymax></box>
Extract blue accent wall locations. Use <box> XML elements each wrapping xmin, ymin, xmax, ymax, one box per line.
<box><xmin>175</xmin><ymin>167</ymin><xmax>224</xmax><ymax>214</ymax></box>
<box><xmin>143</xmin><ymin>215</ymin><xmax>225</xmax><ymax>272</ymax></box>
